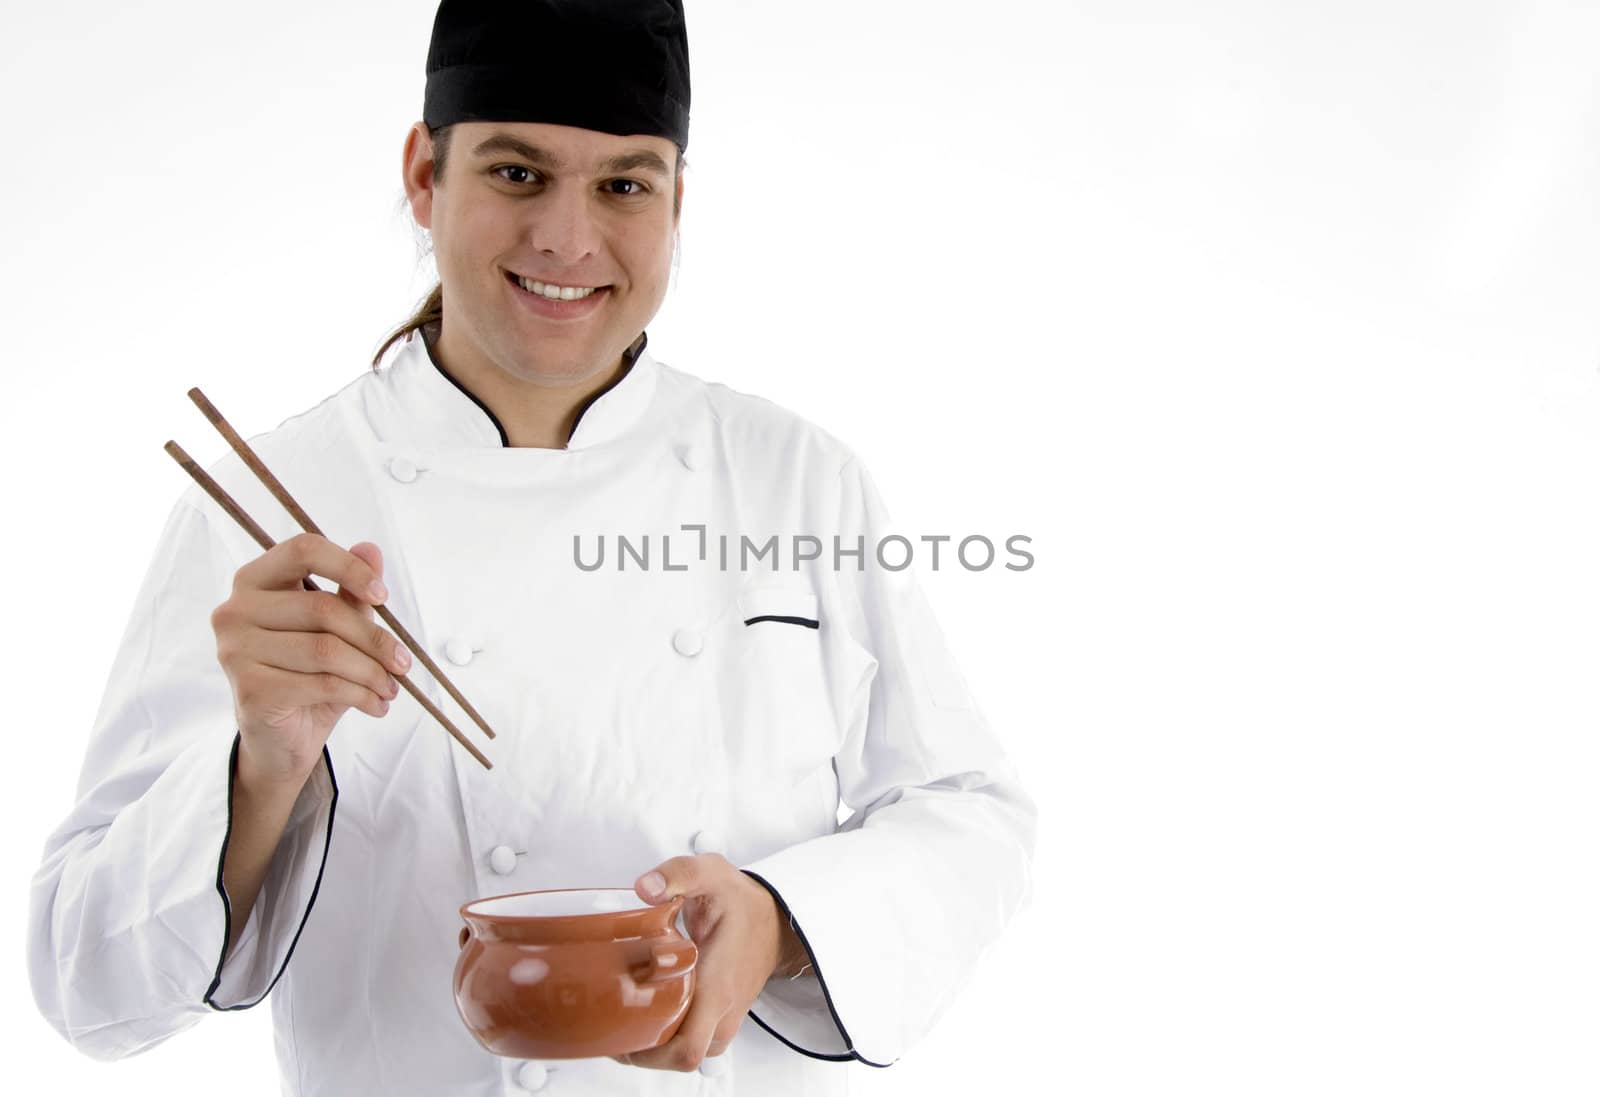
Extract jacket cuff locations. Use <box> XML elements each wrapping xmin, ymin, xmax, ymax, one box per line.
<box><xmin>739</xmin><ymin>866</ymin><xmax>893</xmax><ymax>1067</ymax></box>
<box><xmin>205</xmin><ymin>732</ymin><xmax>338</xmax><ymax>1010</ymax></box>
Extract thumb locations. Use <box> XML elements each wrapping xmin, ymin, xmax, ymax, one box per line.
<box><xmin>348</xmin><ymin>541</ymin><xmax>384</xmax><ymax>578</ymax></box>
<box><xmin>634</xmin><ymin>855</ymin><xmax>702</xmax><ymax>903</ymax></box>
<box><xmin>337</xmin><ymin>541</ymin><xmax>385</xmax><ymax>615</ymax></box>
<box><xmin>634</xmin><ymin>866</ymin><xmax>670</xmax><ymax>903</ymax></box>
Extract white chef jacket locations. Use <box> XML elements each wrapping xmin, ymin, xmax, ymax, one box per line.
<box><xmin>27</xmin><ymin>326</ymin><xmax>1037</xmax><ymax>1096</ymax></box>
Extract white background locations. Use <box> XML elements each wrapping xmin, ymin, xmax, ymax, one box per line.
<box><xmin>4</xmin><ymin>0</ymin><xmax>1598</xmax><ymax>1093</ymax></box>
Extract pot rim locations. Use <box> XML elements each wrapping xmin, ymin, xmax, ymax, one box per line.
<box><xmin>459</xmin><ymin>887</ymin><xmax>683</xmax><ymax>926</ymax></box>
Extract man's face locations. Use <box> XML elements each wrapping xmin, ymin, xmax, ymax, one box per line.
<box><xmin>402</xmin><ymin>119</ymin><xmax>682</xmax><ymax>388</ymax></box>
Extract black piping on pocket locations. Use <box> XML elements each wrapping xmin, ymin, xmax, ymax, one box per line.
<box><xmin>737</xmin><ymin>587</ymin><xmax>820</xmax><ymax>631</ymax></box>
<box><xmin>744</xmin><ymin>614</ymin><xmax>820</xmax><ymax>629</ymax></box>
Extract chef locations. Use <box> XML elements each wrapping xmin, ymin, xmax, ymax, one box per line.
<box><xmin>26</xmin><ymin>1</ymin><xmax>1037</xmax><ymax>1094</ymax></box>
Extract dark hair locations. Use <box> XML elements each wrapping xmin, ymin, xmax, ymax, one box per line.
<box><xmin>371</xmin><ymin>123</ymin><xmax>685</xmax><ymax>368</ymax></box>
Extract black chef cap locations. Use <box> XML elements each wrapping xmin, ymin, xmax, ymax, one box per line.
<box><xmin>423</xmin><ymin>0</ymin><xmax>690</xmax><ymax>153</ymax></box>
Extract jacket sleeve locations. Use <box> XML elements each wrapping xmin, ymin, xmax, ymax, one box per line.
<box><xmin>26</xmin><ymin>494</ymin><xmax>338</xmax><ymax>1061</ymax></box>
<box><xmin>739</xmin><ymin>456</ymin><xmax>1038</xmax><ymax>1067</ymax></box>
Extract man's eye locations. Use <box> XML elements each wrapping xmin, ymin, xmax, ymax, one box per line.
<box><xmin>493</xmin><ymin>165</ymin><xmax>537</xmax><ymax>185</ymax></box>
<box><xmin>605</xmin><ymin>179</ymin><xmax>649</xmax><ymax>197</ymax></box>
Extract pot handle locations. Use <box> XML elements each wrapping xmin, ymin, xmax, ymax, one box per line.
<box><xmin>459</xmin><ymin>926</ymin><xmax>471</xmax><ymax>950</ymax></box>
<box><xmin>631</xmin><ymin>939</ymin><xmax>698</xmax><ymax>984</ymax></box>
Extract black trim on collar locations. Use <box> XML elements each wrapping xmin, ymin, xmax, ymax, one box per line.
<box><xmin>740</xmin><ymin>868</ymin><xmax>894</xmax><ymax>1068</ymax></box>
<box><xmin>419</xmin><ymin>325</ymin><xmax>650</xmax><ymax>449</ymax></box>
<box><xmin>204</xmin><ymin>731</ymin><xmax>339</xmax><ymax>1012</ymax></box>
<box><xmin>565</xmin><ymin>332</ymin><xmax>649</xmax><ymax>446</ymax></box>
<box><xmin>421</xmin><ymin>325</ymin><xmax>509</xmax><ymax>447</ymax></box>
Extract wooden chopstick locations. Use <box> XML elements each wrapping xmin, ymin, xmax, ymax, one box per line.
<box><xmin>183</xmin><ymin>388</ymin><xmax>499</xmax><ymax>746</ymax></box>
<box><xmin>163</xmin><ymin>435</ymin><xmax>494</xmax><ymax>773</ymax></box>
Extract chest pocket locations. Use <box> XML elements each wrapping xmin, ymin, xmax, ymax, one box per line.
<box><xmin>711</xmin><ymin>584</ymin><xmax>838</xmax><ymax>780</ymax></box>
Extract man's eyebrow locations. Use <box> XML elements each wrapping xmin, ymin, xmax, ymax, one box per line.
<box><xmin>600</xmin><ymin>150</ymin><xmax>674</xmax><ymax>177</ymax></box>
<box><xmin>470</xmin><ymin>134</ymin><xmax>672</xmax><ymax>178</ymax></box>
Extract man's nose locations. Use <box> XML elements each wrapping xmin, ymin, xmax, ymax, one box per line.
<box><xmin>529</xmin><ymin>184</ymin><xmax>601</xmax><ymax>264</ymax></box>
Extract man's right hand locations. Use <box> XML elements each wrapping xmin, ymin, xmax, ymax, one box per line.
<box><xmin>212</xmin><ymin>533</ymin><xmax>412</xmax><ymax>790</ymax></box>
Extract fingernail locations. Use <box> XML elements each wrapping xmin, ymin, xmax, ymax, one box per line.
<box><xmin>369</xmin><ymin>580</ymin><xmax>388</xmax><ymax>602</ymax></box>
<box><xmin>395</xmin><ymin>646</ymin><xmax>411</xmax><ymax>671</ymax></box>
<box><xmin>640</xmin><ymin>871</ymin><xmax>665</xmax><ymax>898</ymax></box>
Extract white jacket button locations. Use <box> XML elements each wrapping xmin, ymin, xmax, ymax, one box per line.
<box><xmin>515</xmin><ymin>1061</ymin><xmax>548</xmax><ymax>1090</ymax></box>
<box><xmin>691</xmin><ymin>829</ymin><xmax>723</xmax><ymax>855</ymax></box>
<box><xmin>488</xmin><ymin>845</ymin><xmax>517</xmax><ymax>875</ymax></box>
<box><xmin>672</xmin><ymin>628</ymin><xmax>702</xmax><ymax>657</ymax></box>
<box><xmin>388</xmin><ymin>457</ymin><xmax>418</xmax><ymax>483</ymax></box>
<box><xmin>699</xmin><ymin>1052</ymin><xmax>730</xmax><ymax>1076</ymax></box>
<box><xmin>677</xmin><ymin>443</ymin><xmax>698</xmax><ymax>470</ymax></box>
<box><xmin>445</xmin><ymin>637</ymin><xmax>474</xmax><ymax>666</ymax></box>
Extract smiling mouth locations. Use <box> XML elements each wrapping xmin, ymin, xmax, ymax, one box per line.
<box><xmin>505</xmin><ymin>271</ymin><xmax>612</xmax><ymax>301</ymax></box>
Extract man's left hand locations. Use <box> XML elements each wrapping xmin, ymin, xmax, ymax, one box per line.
<box><xmin>610</xmin><ymin>853</ymin><xmax>799</xmax><ymax>1072</ymax></box>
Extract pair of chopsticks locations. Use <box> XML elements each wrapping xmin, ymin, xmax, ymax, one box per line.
<box><xmin>165</xmin><ymin>388</ymin><xmax>495</xmax><ymax>770</ymax></box>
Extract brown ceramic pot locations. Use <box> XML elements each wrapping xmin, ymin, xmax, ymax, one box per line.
<box><xmin>453</xmin><ymin>888</ymin><xmax>698</xmax><ymax>1060</ymax></box>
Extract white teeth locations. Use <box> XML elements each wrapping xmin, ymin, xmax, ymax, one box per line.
<box><xmin>516</xmin><ymin>276</ymin><xmax>599</xmax><ymax>301</ymax></box>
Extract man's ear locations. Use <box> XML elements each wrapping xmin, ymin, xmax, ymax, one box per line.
<box><xmin>401</xmin><ymin>121</ymin><xmax>437</xmax><ymax>231</ymax></box>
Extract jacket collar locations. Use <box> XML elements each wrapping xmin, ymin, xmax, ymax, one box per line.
<box><xmin>374</xmin><ymin>322</ymin><xmax>659</xmax><ymax>450</ymax></box>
